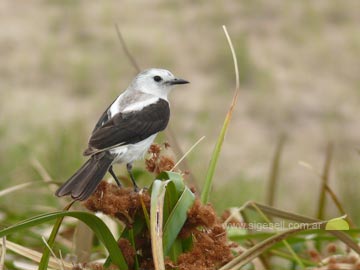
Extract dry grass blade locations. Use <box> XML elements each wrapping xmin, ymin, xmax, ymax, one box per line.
<box><xmin>324</xmin><ymin>184</ymin><xmax>355</xmax><ymax>227</ymax></box>
<box><xmin>0</xmin><ymin>237</ymin><xmax>5</xmax><ymax>270</ymax></box>
<box><xmin>0</xmin><ymin>240</ymin><xmax>72</xmax><ymax>269</ymax></box>
<box><xmin>244</xmin><ymin>202</ymin><xmax>360</xmax><ymax>254</ymax></box>
<box><xmin>31</xmin><ymin>158</ymin><xmax>58</xmax><ymax>193</ymax></box>
<box><xmin>150</xmin><ymin>180</ymin><xmax>168</xmax><ymax>270</ymax></box>
<box><xmin>171</xmin><ymin>136</ymin><xmax>205</xmax><ymax>172</ymax></box>
<box><xmin>0</xmin><ymin>182</ymin><xmax>33</xmax><ymax>197</ymax></box>
<box><xmin>220</xmin><ymin>222</ymin><xmax>325</xmax><ymax>270</ymax></box>
<box><xmin>31</xmin><ymin>158</ymin><xmax>52</xmax><ymax>183</ymax></box>
<box><xmin>300</xmin><ymin>152</ymin><xmax>355</xmax><ymax>227</ymax></box>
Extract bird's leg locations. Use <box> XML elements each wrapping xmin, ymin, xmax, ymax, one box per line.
<box><xmin>109</xmin><ymin>165</ymin><xmax>122</xmax><ymax>187</ymax></box>
<box><xmin>127</xmin><ymin>163</ymin><xmax>139</xmax><ymax>192</ymax></box>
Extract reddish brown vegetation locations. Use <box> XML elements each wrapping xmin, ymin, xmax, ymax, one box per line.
<box><xmin>145</xmin><ymin>143</ymin><xmax>175</xmax><ymax>175</ymax></box>
<box><xmin>83</xmin><ymin>182</ymin><xmax>233</xmax><ymax>270</ymax></box>
<box><xmin>84</xmin><ymin>181</ymin><xmax>150</xmax><ymax>227</ymax></box>
<box><xmin>80</xmin><ymin>143</ymin><xmax>233</xmax><ymax>269</ymax></box>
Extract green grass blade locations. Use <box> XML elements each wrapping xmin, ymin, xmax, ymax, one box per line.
<box><xmin>0</xmin><ymin>211</ymin><xmax>128</xmax><ymax>269</ymax></box>
<box><xmin>201</xmin><ymin>25</ymin><xmax>240</xmax><ymax>204</ymax></box>
<box><xmin>266</xmin><ymin>135</ymin><xmax>285</xmax><ymax>206</ymax></box>
<box><xmin>317</xmin><ymin>142</ymin><xmax>333</xmax><ymax>219</ymax></box>
<box><xmin>38</xmin><ymin>216</ymin><xmax>64</xmax><ymax>270</ymax></box>
<box><xmin>269</xmin><ymin>250</ymin><xmax>317</xmax><ymax>267</ymax></box>
<box><xmin>38</xmin><ymin>202</ymin><xmax>74</xmax><ymax>270</ymax></box>
<box><xmin>163</xmin><ymin>187</ymin><xmax>195</xmax><ymax>255</ymax></box>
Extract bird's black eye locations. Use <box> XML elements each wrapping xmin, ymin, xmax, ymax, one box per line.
<box><xmin>153</xmin><ymin>76</ymin><xmax>162</xmax><ymax>82</ymax></box>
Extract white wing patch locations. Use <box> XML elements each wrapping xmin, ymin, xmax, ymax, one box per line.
<box><xmin>108</xmin><ymin>92</ymin><xmax>159</xmax><ymax>117</ymax></box>
<box><xmin>122</xmin><ymin>97</ymin><xmax>159</xmax><ymax>113</ymax></box>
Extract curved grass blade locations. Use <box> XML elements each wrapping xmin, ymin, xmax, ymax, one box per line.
<box><xmin>201</xmin><ymin>25</ymin><xmax>240</xmax><ymax>204</ymax></box>
<box><xmin>0</xmin><ymin>211</ymin><xmax>128</xmax><ymax>269</ymax></box>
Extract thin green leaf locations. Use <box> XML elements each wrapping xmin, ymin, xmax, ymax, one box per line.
<box><xmin>39</xmin><ymin>201</ymin><xmax>74</xmax><ymax>270</ymax></box>
<box><xmin>163</xmin><ymin>187</ymin><xmax>195</xmax><ymax>255</ymax></box>
<box><xmin>266</xmin><ymin>135</ymin><xmax>285</xmax><ymax>206</ymax></box>
<box><xmin>317</xmin><ymin>142</ymin><xmax>333</xmax><ymax>219</ymax></box>
<box><xmin>0</xmin><ymin>211</ymin><xmax>128</xmax><ymax>269</ymax></box>
<box><xmin>201</xmin><ymin>25</ymin><xmax>240</xmax><ymax>204</ymax></box>
<box><xmin>270</xmin><ymin>250</ymin><xmax>317</xmax><ymax>267</ymax></box>
<box><xmin>38</xmin><ymin>214</ymin><xmax>65</xmax><ymax>270</ymax></box>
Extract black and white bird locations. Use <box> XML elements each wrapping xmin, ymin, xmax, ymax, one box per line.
<box><xmin>55</xmin><ymin>68</ymin><xmax>189</xmax><ymax>201</ymax></box>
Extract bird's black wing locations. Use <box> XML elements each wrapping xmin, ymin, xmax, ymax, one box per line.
<box><xmin>84</xmin><ymin>98</ymin><xmax>170</xmax><ymax>155</ymax></box>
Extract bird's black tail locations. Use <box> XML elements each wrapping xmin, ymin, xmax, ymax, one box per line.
<box><xmin>55</xmin><ymin>152</ymin><xmax>114</xmax><ymax>201</ymax></box>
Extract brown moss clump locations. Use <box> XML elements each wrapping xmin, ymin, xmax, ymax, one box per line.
<box><xmin>175</xmin><ymin>199</ymin><xmax>233</xmax><ymax>270</ymax></box>
<box><xmin>179</xmin><ymin>199</ymin><xmax>217</xmax><ymax>239</ymax></box>
<box><xmin>176</xmin><ymin>225</ymin><xmax>232</xmax><ymax>270</ymax></box>
<box><xmin>83</xmin><ymin>181</ymin><xmax>150</xmax><ymax>226</ymax></box>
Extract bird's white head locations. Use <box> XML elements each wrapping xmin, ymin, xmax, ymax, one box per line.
<box><xmin>130</xmin><ymin>68</ymin><xmax>189</xmax><ymax>100</ymax></box>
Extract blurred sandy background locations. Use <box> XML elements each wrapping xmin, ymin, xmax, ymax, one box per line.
<box><xmin>1</xmin><ymin>1</ymin><xmax>359</xmax><ymax>221</ymax></box>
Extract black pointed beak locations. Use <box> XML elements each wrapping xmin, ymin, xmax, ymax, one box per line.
<box><xmin>168</xmin><ymin>78</ymin><xmax>190</xmax><ymax>85</ymax></box>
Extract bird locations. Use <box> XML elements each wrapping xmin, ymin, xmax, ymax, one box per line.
<box><xmin>55</xmin><ymin>68</ymin><xmax>189</xmax><ymax>201</ymax></box>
